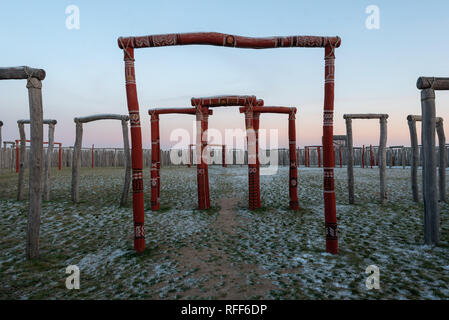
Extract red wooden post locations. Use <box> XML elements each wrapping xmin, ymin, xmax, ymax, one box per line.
<box><xmin>362</xmin><ymin>144</ymin><xmax>365</xmax><ymax>168</ymax></box>
<box><xmin>318</xmin><ymin>146</ymin><xmax>321</xmax><ymax>168</ymax></box>
<box><xmin>323</xmin><ymin>44</ymin><xmax>338</xmax><ymax>254</ymax></box>
<box><xmin>392</xmin><ymin>151</ymin><xmax>395</xmax><ymax>167</ymax></box>
<box><xmin>188</xmin><ymin>144</ymin><xmax>192</xmax><ymax>168</ymax></box>
<box><xmin>253</xmin><ymin>112</ymin><xmax>261</xmax><ymax>209</ymax></box>
<box><xmin>91</xmin><ymin>144</ymin><xmax>94</xmax><ymax>168</ymax></box>
<box><xmin>222</xmin><ymin>144</ymin><xmax>226</xmax><ymax>167</ymax></box>
<box><xmin>15</xmin><ymin>140</ymin><xmax>19</xmax><ymax>173</ymax></box>
<box><xmin>196</xmin><ymin>106</ymin><xmax>208</xmax><ymax>210</ymax></box>
<box><xmin>58</xmin><ymin>143</ymin><xmax>62</xmax><ymax>170</ymax></box>
<box><xmin>339</xmin><ymin>145</ymin><xmax>342</xmax><ymax>168</ymax></box>
<box><xmin>150</xmin><ymin>112</ymin><xmax>160</xmax><ymax>211</ymax></box>
<box><xmin>245</xmin><ymin>107</ymin><xmax>259</xmax><ymax>210</ymax></box>
<box><xmin>203</xmin><ymin>108</ymin><xmax>210</xmax><ymax>209</ymax></box>
<box><xmin>289</xmin><ymin>109</ymin><xmax>299</xmax><ymax>211</ymax></box>
<box><xmin>122</xmin><ymin>47</ymin><xmax>145</xmax><ymax>253</ymax></box>
<box><xmin>370</xmin><ymin>144</ymin><xmax>373</xmax><ymax>168</ymax></box>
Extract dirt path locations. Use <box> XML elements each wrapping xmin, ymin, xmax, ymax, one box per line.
<box><xmin>165</xmin><ymin>195</ymin><xmax>277</xmax><ymax>299</ymax></box>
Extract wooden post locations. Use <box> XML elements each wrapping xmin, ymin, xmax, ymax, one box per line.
<box><xmin>58</xmin><ymin>144</ymin><xmax>62</xmax><ymax>170</ymax></box>
<box><xmin>150</xmin><ymin>112</ymin><xmax>160</xmax><ymax>210</ymax></box>
<box><xmin>345</xmin><ymin>118</ymin><xmax>354</xmax><ymax>204</ymax></box>
<box><xmin>323</xmin><ymin>45</ymin><xmax>338</xmax><ymax>254</ymax></box>
<box><xmin>120</xmin><ymin>119</ymin><xmax>131</xmax><ymax>206</ymax></box>
<box><xmin>71</xmin><ymin>122</ymin><xmax>83</xmax><ymax>203</ymax></box>
<box><xmin>43</xmin><ymin>123</ymin><xmax>55</xmax><ymax>201</ymax></box>
<box><xmin>436</xmin><ymin>119</ymin><xmax>446</xmax><ymax>202</ymax></box>
<box><xmin>15</xmin><ymin>141</ymin><xmax>19</xmax><ymax>173</ymax></box>
<box><xmin>91</xmin><ymin>144</ymin><xmax>94</xmax><ymax>168</ymax></box>
<box><xmin>421</xmin><ymin>88</ymin><xmax>439</xmax><ymax>244</ymax></box>
<box><xmin>188</xmin><ymin>144</ymin><xmax>192</xmax><ymax>168</ymax></box>
<box><xmin>26</xmin><ymin>76</ymin><xmax>44</xmax><ymax>260</ymax></box>
<box><xmin>253</xmin><ymin>112</ymin><xmax>261</xmax><ymax>209</ymax></box>
<box><xmin>317</xmin><ymin>146</ymin><xmax>321</xmax><ymax>168</ymax></box>
<box><xmin>222</xmin><ymin>144</ymin><xmax>226</xmax><ymax>167</ymax></box>
<box><xmin>123</xmin><ymin>47</ymin><xmax>145</xmax><ymax>252</ymax></box>
<box><xmin>379</xmin><ymin>117</ymin><xmax>388</xmax><ymax>205</ymax></box>
<box><xmin>361</xmin><ymin>145</ymin><xmax>365</xmax><ymax>168</ymax></box>
<box><xmin>195</xmin><ymin>107</ymin><xmax>208</xmax><ymax>210</ymax></box>
<box><xmin>17</xmin><ymin>123</ymin><xmax>26</xmax><ymax>200</ymax></box>
<box><xmin>370</xmin><ymin>145</ymin><xmax>374</xmax><ymax>168</ymax></box>
<box><xmin>339</xmin><ymin>145</ymin><xmax>342</xmax><ymax>168</ymax></box>
<box><xmin>245</xmin><ymin>107</ymin><xmax>258</xmax><ymax>210</ymax></box>
<box><xmin>289</xmin><ymin>110</ymin><xmax>299</xmax><ymax>210</ymax></box>
<box><xmin>203</xmin><ymin>109</ymin><xmax>210</xmax><ymax>209</ymax></box>
<box><xmin>402</xmin><ymin>146</ymin><xmax>406</xmax><ymax>169</ymax></box>
<box><xmin>408</xmin><ymin>117</ymin><xmax>419</xmax><ymax>202</ymax></box>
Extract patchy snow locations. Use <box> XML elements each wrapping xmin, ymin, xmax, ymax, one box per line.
<box><xmin>0</xmin><ymin>165</ymin><xmax>448</xmax><ymax>299</ymax></box>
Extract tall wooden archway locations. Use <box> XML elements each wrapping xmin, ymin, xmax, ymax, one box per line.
<box><xmin>407</xmin><ymin>115</ymin><xmax>446</xmax><ymax>203</ymax></box>
<box><xmin>239</xmin><ymin>105</ymin><xmax>300</xmax><ymax>211</ymax></box>
<box><xmin>344</xmin><ymin>114</ymin><xmax>388</xmax><ymax>205</ymax></box>
<box><xmin>71</xmin><ymin>114</ymin><xmax>131</xmax><ymax>206</ymax></box>
<box><xmin>17</xmin><ymin>119</ymin><xmax>57</xmax><ymax>201</ymax></box>
<box><xmin>117</xmin><ymin>32</ymin><xmax>341</xmax><ymax>254</ymax></box>
<box><xmin>148</xmin><ymin>107</ymin><xmax>213</xmax><ymax>210</ymax></box>
<box><xmin>0</xmin><ymin>66</ymin><xmax>46</xmax><ymax>259</ymax></box>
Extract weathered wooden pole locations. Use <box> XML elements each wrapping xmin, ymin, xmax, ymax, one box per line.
<box><xmin>339</xmin><ymin>145</ymin><xmax>342</xmax><ymax>168</ymax></box>
<box><xmin>17</xmin><ymin>122</ymin><xmax>26</xmax><ymax>200</ymax></box>
<box><xmin>58</xmin><ymin>144</ymin><xmax>62</xmax><ymax>170</ymax></box>
<box><xmin>370</xmin><ymin>144</ymin><xmax>374</xmax><ymax>168</ymax></box>
<box><xmin>120</xmin><ymin>119</ymin><xmax>131</xmax><ymax>206</ymax></box>
<box><xmin>71</xmin><ymin>121</ymin><xmax>83</xmax><ymax>203</ymax></box>
<box><xmin>420</xmin><ymin>88</ymin><xmax>439</xmax><ymax>244</ymax></box>
<box><xmin>408</xmin><ymin>117</ymin><xmax>420</xmax><ymax>202</ymax></box>
<box><xmin>122</xmin><ymin>47</ymin><xmax>146</xmax><ymax>252</ymax></box>
<box><xmin>91</xmin><ymin>144</ymin><xmax>94</xmax><ymax>168</ymax></box>
<box><xmin>379</xmin><ymin>116</ymin><xmax>388</xmax><ymax>205</ymax></box>
<box><xmin>289</xmin><ymin>109</ymin><xmax>299</xmax><ymax>211</ymax></box>
<box><xmin>401</xmin><ymin>147</ymin><xmax>406</xmax><ymax>169</ymax></box>
<box><xmin>43</xmin><ymin>122</ymin><xmax>55</xmax><ymax>201</ymax></box>
<box><xmin>361</xmin><ymin>145</ymin><xmax>365</xmax><ymax>168</ymax></box>
<box><xmin>222</xmin><ymin>144</ymin><xmax>226</xmax><ymax>167</ymax></box>
<box><xmin>150</xmin><ymin>112</ymin><xmax>160</xmax><ymax>210</ymax></box>
<box><xmin>436</xmin><ymin>119</ymin><xmax>446</xmax><ymax>202</ymax></box>
<box><xmin>15</xmin><ymin>141</ymin><xmax>19</xmax><ymax>173</ymax></box>
<box><xmin>345</xmin><ymin>117</ymin><xmax>354</xmax><ymax>204</ymax></box>
<box><xmin>317</xmin><ymin>146</ymin><xmax>321</xmax><ymax>168</ymax></box>
<box><xmin>25</xmin><ymin>76</ymin><xmax>44</xmax><ymax>260</ymax></box>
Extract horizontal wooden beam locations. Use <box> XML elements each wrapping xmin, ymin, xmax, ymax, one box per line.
<box><xmin>0</xmin><ymin>66</ymin><xmax>46</xmax><ymax>81</ymax></box>
<box><xmin>17</xmin><ymin>119</ymin><xmax>57</xmax><ymax>125</ymax></box>
<box><xmin>191</xmin><ymin>95</ymin><xmax>258</xmax><ymax>107</ymax></box>
<box><xmin>118</xmin><ymin>32</ymin><xmax>341</xmax><ymax>50</ymax></box>
<box><xmin>407</xmin><ymin>115</ymin><xmax>443</xmax><ymax>123</ymax></box>
<box><xmin>239</xmin><ymin>106</ymin><xmax>296</xmax><ymax>114</ymax></box>
<box><xmin>343</xmin><ymin>114</ymin><xmax>388</xmax><ymax>120</ymax></box>
<box><xmin>417</xmin><ymin>77</ymin><xmax>449</xmax><ymax>90</ymax></box>
<box><xmin>74</xmin><ymin>114</ymin><xmax>129</xmax><ymax>123</ymax></box>
<box><xmin>148</xmin><ymin>108</ymin><xmax>213</xmax><ymax>115</ymax></box>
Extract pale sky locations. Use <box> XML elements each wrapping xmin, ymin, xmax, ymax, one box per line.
<box><xmin>1</xmin><ymin>0</ymin><xmax>449</xmax><ymax>149</ymax></box>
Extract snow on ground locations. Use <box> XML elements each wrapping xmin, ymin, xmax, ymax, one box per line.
<box><xmin>0</xmin><ymin>165</ymin><xmax>448</xmax><ymax>299</ymax></box>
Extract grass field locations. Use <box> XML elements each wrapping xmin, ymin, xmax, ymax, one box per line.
<box><xmin>0</xmin><ymin>165</ymin><xmax>448</xmax><ymax>299</ymax></box>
